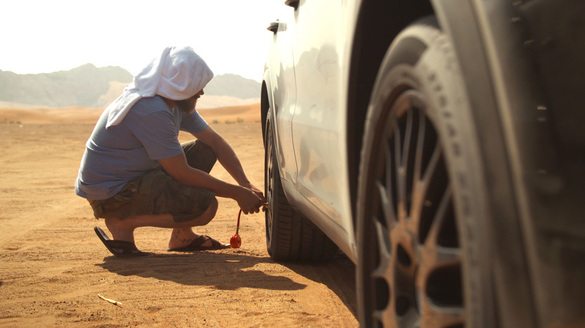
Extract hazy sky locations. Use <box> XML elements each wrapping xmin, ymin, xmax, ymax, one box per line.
<box><xmin>0</xmin><ymin>0</ymin><xmax>286</xmax><ymax>81</ymax></box>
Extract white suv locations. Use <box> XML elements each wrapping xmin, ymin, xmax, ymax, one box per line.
<box><xmin>261</xmin><ymin>1</ymin><xmax>585</xmax><ymax>327</ymax></box>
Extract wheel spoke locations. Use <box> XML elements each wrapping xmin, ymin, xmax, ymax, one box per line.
<box><xmin>409</xmin><ymin>110</ymin><xmax>429</xmax><ymax>234</ymax></box>
<box><xmin>413</xmin><ymin>109</ymin><xmax>426</xmax><ymax>184</ymax></box>
<box><xmin>377</xmin><ymin>179</ymin><xmax>397</xmax><ymax>231</ymax></box>
<box><xmin>401</xmin><ymin>110</ymin><xmax>414</xmax><ymax>170</ymax></box>
<box><xmin>393</xmin><ymin>115</ymin><xmax>407</xmax><ymax>222</ymax></box>
<box><xmin>419</xmin><ymin>302</ymin><xmax>465</xmax><ymax>328</ymax></box>
<box><xmin>373</xmin><ymin>216</ymin><xmax>391</xmax><ymax>264</ymax></box>
<box><xmin>417</xmin><ymin>183</ymin><xmax>464</xmax><ymax>327</ymax></box>
<box><xmin>421</xmin><ymin>141</ymin><xmax>442</xmax><ymax>187</ymax></box>
<box><xmin>372</xmin><ymin>217</ymin><xmax>395</xmax><ymax>326</ymax></box>
<box><xmin>425</xmin><ymin>186</ymin><xmax>458</xmax><ymax>247</ymax></box>
<box><xmin>417</xmin><ymin>259</ymin><xmax>464</xmax><ymax>328</ymax></box>
<box><xmin>383</xmin><ymin>119</ymin><xmax>400</xmax><ymax>227</ymax></box>
<box><xmin>399</xmin><ymin>111</ymin><xmax>414</xmax><ymax>221</ymax></box>
<box><xmin>416</xmin><ymin>142</ymin><xmax>448</xmax><ymax>246</ymax></box>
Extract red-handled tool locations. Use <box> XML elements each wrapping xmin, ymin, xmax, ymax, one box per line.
<box><xmin>230</xmin><ymin>209</ymin><xmax>243</xmax><ymax>248</ymax></box>
<box><xmin>230</xmin><ymin>203</ymin><xmax>268</xmax><ymax>249</ymax></box>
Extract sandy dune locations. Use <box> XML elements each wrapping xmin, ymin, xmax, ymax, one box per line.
<box><xmin>0</xmin><ymin>103</ymin><xmax>262</xmax><ymax>125</ymax></box>
<box><xmin>0</xmin><ymin>107</ymin><xmax>357</xmax><ymax>327</ymax></box>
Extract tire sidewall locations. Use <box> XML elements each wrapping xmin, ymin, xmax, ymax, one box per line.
<box><xmin>264</xmin><ymin>113</ymin><xmax>278</xmax><ymax>256</ymax></box>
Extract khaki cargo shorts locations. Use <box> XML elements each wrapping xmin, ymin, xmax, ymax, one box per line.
<box><xmin>89</xmin><ymin>140</ymin><xmax>216</xmax><ymax>223</ymax></box>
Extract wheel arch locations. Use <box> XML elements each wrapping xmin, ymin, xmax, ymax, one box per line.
<box><xmin>261</xmin><ymin>79</ymin><xmax>270</xmax><ymax>146</ymax></box>
<box><xmin>346</xmin><ymin>0</ymin><xmax>435</xmax><ymax>226</ymax></box>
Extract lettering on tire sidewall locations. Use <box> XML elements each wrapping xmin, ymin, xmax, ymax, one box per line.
<box><xmin>418</xmin><ymin>35</ymin><xmax>487</xmax><ymax>325</ymax></box>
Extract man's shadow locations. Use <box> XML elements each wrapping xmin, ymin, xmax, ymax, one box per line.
<box><xmin>96</xmin><ymin>250</ymin><xmax>357</xmax><ymax>319</ymax></box>
<box><xmin>96</xmin><ymin>250</ymin><xmax>306</xmax><ymax>291</ymax></box>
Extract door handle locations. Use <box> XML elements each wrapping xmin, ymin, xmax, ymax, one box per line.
<box><xmin>284</xmin><ymin>0</ymin><xmax>299</xmax><ymax>9</ymax></box>
<box><xmin>267</xmin><ymin>21</ymin><xmax>279</xmax><ymax>33</ymax></box>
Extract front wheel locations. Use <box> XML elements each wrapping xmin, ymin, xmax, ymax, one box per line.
<box><xmin>264</xmin><ymin>114</ymin><xmax>338</xmax><ymax>261</ymax></box>
<box><xmin>357</xmin><ymin>17</ymin><xmax>496</xmax><ymax>327</ymax></box>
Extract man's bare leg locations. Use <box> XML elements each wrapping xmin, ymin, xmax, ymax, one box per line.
<box><xmin>168</xmin><ymin>228</ymin><xmax>201</xmax><ymax>249</ymax></box>
<box><xmin>167</xmin><ymin>205</ymin><xmax>222</xmax><ymax>250</ymax></box>
<box><xmin>104</xmin><ymin>198</ymin><xmax>219</xmax><ymax>247</ymax></box>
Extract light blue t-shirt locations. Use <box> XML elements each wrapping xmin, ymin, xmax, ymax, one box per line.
<box><xmin>75</xmin><ymin>96</ymin><xmax>208</xmax><ymax>200</ymax></box>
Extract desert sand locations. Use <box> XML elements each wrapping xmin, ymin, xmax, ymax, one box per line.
<box><xmin>0</xmin><ymin>105</ymin><xmax>357</xmax><ymax>327</ymax></box>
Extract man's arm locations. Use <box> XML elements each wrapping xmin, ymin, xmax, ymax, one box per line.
<box><xmin>158</xmin><ymin>154</ymin><xmax>262</xmax><ymax>213</ymax></box>
<box><xmin>193</xmin><ymin>126</ymin><xmax>264</xmax><ymax>197</ymax></box>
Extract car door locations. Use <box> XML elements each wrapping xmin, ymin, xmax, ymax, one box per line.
<box><xmin>269</xmin><ymin>5</ymin><xmax>298</xmax><ymax>184</ymax></box>
<box><xmin>288</xmin><ymin>0</ymin><xmax>355</xmax><ymax>237</ymax></box>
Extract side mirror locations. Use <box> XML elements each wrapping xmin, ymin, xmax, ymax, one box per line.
<box><xmin>284</xmin><ymin>0</ymin><xmax>299</xmax><ymax>10</ymax></box>
<box><xmin>267</xmin><ymin>21</ymin><xmax>279</xmax><ymax>34</ymax></box>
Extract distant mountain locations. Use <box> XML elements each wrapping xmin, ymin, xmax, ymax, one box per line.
<box><xmin>0</xmin><ymin>65</ymin><xmax>261</xmax><ymax>108</ymax></box>
<box><xmin>205</xmin><ymin>74</ymin><xmax>261</xmax><ymax>99</ymax></box>
<box><xmin>0</xmin><ymin>64</ymin><xmax>132</xmax><ymax>108</ymax></box>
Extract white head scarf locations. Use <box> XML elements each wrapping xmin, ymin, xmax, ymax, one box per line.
<box><xmin>105</xmin><ymin>46</ymin><xmax>214</xmax><ymax>128</ymax></box>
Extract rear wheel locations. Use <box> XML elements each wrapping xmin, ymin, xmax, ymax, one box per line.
<box><xmin>264</xmin><ymin>114</ymin><xmax>338</xmax><ymax>261</ymax></box>
<box><xmin>357</xmin><ymin>18</ymin><xmax>496</xmax><ymax>327</ymax></box>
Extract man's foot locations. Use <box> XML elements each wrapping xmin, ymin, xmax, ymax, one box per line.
<box><xmin>168</xmin><ymin>228</ymin><xmax>228</xmax><ymax>251</ymax></box>
<box><xmin>94</xmin><ymin>227</ymin><xmax>149</xmax><ymax>257</ymax></box>
<box><xmin>167</xmin><ymin>235</ymin><xmax>229</xmax><ymax>252</ymax></box>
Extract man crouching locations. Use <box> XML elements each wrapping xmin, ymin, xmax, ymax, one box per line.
<box><xmin>75</xmin><ymin>46</ymin><xmax>264</xmax><ymax>257</ymax></box>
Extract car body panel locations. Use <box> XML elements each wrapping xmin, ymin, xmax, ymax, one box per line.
<box><xmin>267</xmin><ymin>5</ymin><xmax>298</xmax><ymax>184</ymax></box>
<box><xmin>266</xmin><ymin>0</ymin><xmax>361</xmax><ymax>260</ymax></box>
<box><xmin>290</xmin><ymin>0</ymin><xmax>361</xmax><ymax>257</ymax></box>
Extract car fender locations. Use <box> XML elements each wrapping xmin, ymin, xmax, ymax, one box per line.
<box><xmin>433</xmin><ymin>0</ymin><xmax>585</xmax><ymax>326</ymax></box>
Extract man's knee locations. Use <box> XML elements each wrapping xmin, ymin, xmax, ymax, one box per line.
<box><xmin>199</xmin><ymin>197</ymin><xmax>218</xmax><ymax>225</ymax></box>
<box><xmin>195</xmin><ymin>140</ymin><xmax>216</xmax><ymax>159</ymax></box>
<box><xmin>182</xmin><ymin>140</ymin><xmax>217</xmax><ymax>173</ymax></box>
<box><xmin>176</xmin><ymin>197</ymin><xmax>218</xmax><ymax>228</ymax></box>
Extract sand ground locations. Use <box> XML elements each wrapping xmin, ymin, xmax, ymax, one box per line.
<box><xmin>0</xmin><ymin>107</ymin><xmax>357</xmax><ymax>327</ymax></box>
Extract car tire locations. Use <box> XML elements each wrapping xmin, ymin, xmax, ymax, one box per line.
<box><xmin>356</xmin><ymin>17</ymin><xmax>497</xmax><ymax>327</ymax></box>
<box><xmin>264</xmin><ymin>114</ymin><xmax>338</xmax><ymax>261</ymax></box>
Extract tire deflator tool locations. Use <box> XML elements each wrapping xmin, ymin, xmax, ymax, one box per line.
<box><xmin>230</xmin><ymin>203</ymin><xmax>268</xmax><ymax>249</ymax></box>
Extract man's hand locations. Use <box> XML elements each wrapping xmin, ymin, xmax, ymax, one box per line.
<box><xmin>235</xmin><ymin>186</ymin><xmax>264</xmax><ymax>214</ymax></box>
<box><xmin>192</xmin><ymin>127</ymin><xmax>267</xmax><ymax>213</ymax></box>
<box><xmin>242</xmin><ymin>182</ymin><xmax>265</xmax><ymax>203</ymax></box>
